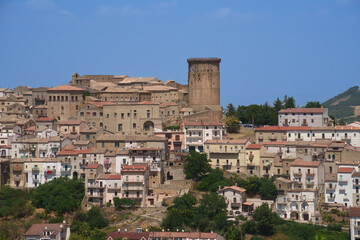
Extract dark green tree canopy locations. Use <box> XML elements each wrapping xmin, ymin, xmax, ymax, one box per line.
<box><xmin>183</xmin><ymin>151</ymin><xmax>211</xmax><ymax>181</ymax></box>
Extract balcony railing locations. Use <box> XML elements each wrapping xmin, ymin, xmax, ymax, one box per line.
<box><xmin>44</xmin><ymin>169</ymin><xmax>56</xmax><ymax>175</ymax></box>
<box><xmin>87</xmin><ymin>183</ymin><xmax>105</xmax><ymax>188</ymax></box>
<box><xmin>32</xmin><ymin>167</ymin><xmax>40</xmax><ymax>172</ymax></box>
<box><xmin>14</xmin><ymin>176</ymin><xmax>20</xmax><ymax>182</ymax></box>
<box><xmin>33</xmin><ymin>177</ymin><xmax>39</xmax><ymax>183</ymax></box>
<box><xmin>328</xmin><ymin>197</ymin><xmax>335</xmax><ymax>201</ymax></box>
<box><xmin>13</xmin><ymin>166</ymin><xmax>22</xmax><ymax>172</ymax></box>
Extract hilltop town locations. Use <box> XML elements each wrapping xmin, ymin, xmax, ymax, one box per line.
<box><xmin>0</xmin><ymin>58</ymin><xmax>359</xmax><ymax>240</ymax></box>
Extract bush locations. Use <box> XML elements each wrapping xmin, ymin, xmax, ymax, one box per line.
<box><xmin>113</xmin><ymin>198</ymin><xmax>136</xmax><ymax>210</ymax></box>
<box><xmin>31</xmin><ymin>177</ymin><xmax>84</xmax><ymax>214</ymax></box>
<box><xmin>330</xmin><ymin>209</ymin><xmax>340</xmax><ymax>215</ymax></box>
<box><xmin>327</xmin><ymin>223</ymin><xmax>342</xmax><ymax>232</ymax></box>
<box><xmin>242</xmin><ymin>220</ymin><xmax>257</xmax><ymax>235</ymax></box>
<box><xmin>49</xmin><ymin>216</ymin><xmax>64</xmax><ymax>223</ymax></box>
<box><xmin>0</xmin><ymin>186</ymin><xmax>32</xmax><ymax>219</ymax></box>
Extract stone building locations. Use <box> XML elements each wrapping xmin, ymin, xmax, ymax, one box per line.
<box><xmin>77</xmin><ymin>101</ymin><xmax>115</xmax><ymax>128</ymax></box>
<box><xmin>154</xmin><ymin>130</ymin><xmax>184</xmax><ymax>152</ymax></box>
<box><xmin>187</xmin><ymin>58</ymin><xmax>222</xmax><ymax>121</ymax></box>
<box><xmin>47</xmin><ymin>85</ymin><xmax>84</xmax><ymax>121</ymax></box>
<box><xmin>31</xmin><ymin>87</ymin><xmax>48</xmax><ymax>106</ymax></box>
<box><xmin>102</xmin><ymin>102</ymin><xmax>162</xmax><ymax>135</ymax></box>
<box><xmin>278</xmin><ymin>108</ymin><xmax>330</xmax><ymax>127</ymax></box>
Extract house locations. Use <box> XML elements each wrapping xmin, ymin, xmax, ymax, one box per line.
<box><xmin>324</xmin><ymin>173</ymin><xmax>337</xmax><ymax>204</ymax></box>
<box><xmin>204</xmin><ymin>139</ymin><xmax>251</xmax><ymax>173</ymax></box>
<box><xmin>350</xmin><ymin>207</ymin><xmax>360</xmax><ymax>240</ymax></box>
<box><xmin>217</xmin><ymin>185</ymin><xmax>252</xmax><ymax>216</ymax></box>
<box><xmin>85</xmin><ymin>164</ymin><xmax>105</xmax><ymax>206</ymax></box>
<box><xmin>106</xmin><ymin>231</ymin><xmax>149</xmax><ymax>240</ymax></box>
<box><xmin>24</xmin><ymin>223</ymin><xmax>70</xmax><ymax>240</ymax></box>
<box><xmin>149</xmin><ymin>231</ymin><xmax>225</xmax><ymax>240</ymax></box>
<box><xmin>182</xmin><ymin>120</ymin><xmax>226</xmax><ymax>152</ymax></box>
<box><xmin>278</xmin><ymin>107</ymin><xmax>330</xmax><ymax>127</ymax></box>
<box><xmin>121</xmin><ymin>164</ymin><xmax>149</xmax><ymax>207</ymax></box>
<box><xmin>290</xmin><ymin>159</ymin><xmax>324</xmax><ymax>190</ymax></box>
<box><xmin>154</xmin><ymin>130</ymin><xmax>184</xmax><ymax>152</ymax></box>
<box><xmin>58</xmin><ymin>120</ymin><xmax>85</xmax><ymax>136</ymax></box>
<box><xmin>335</xmin><ymin>167</ymin><xmax>356</xmax><ymax>207</ymax></box>
<box><xmin>277</xmin><ymin>188</ymin><xmax>319</xmax><ymax>223</ymax></box>
<box><xmin>245</xmin><ymin>144</ymin><xmax>262</xmax><ymax>176</ymax></box>
<box><xmin>36</xmin><ymin>117</ymin><xmax>57</xmax><ymax>131</ymax></box>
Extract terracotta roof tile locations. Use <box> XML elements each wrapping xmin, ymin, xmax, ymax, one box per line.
<box><xmin>218</xmin><ymin>185</ymin><xmax>246</xmax><ymax>193</ymax></box>
<box><xmin>291</xmin><ymin>159</ymin><xmax>321</xmax><ymax>167</ymax></box>
<box><xmin>246</xmin><ymin>144</ymin><xmax>262</xmax><ymax>149</ymax></box>
<box><xmin>350</xmin><ymin>207</ymin><xmax>360</xmax><ymax>217</ymax></box>
<box><xmin>279</xmin><ymin>108</ymin><xmax>327</xmax><ymax>113</ymax></box>
<box><xmin>337</xmin><ymin>167</ymin><xmax>354</xmax><ymax>173</ymax></box>
<box><xmin>183</xmin><ymin>120</ymin><xmax>225</xmax><ymax>126</ymax></box>
<box><xmin>106</xmin><ymin>232</ymin><xmax>150</xmax><ymax>240</ymax></box>
<box><xmin>36</xmin><ymin>117</ymin><xmax>55</xmax><ymax>122</ymax></box>
<box><xmin>25</xmin><ymin>223</ymin><xmax>66</xmax><ymax>236</ymax></box>
<box><xmin>122</xmin><ymin>164</ymin><xmax>147</xmax><ymax>172</ymax></box>
<box><xmin>47</xmin><ymin>85</ymin><xmax>83</xmax><ymax>91</ymax></box>
<box><xmin>86</xmin><ymin>163</ymin><xmax>100</xmax><ymax>169</ymax></box>
<box><xmin>205</xmin><ymin>139</ymin><xmax>249</xmax><ymax>144</ymax></box>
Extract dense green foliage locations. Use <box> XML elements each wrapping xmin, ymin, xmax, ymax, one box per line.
<box><xmin>305</xmin><ymin>101</ymin><xmax>323</xmax><ymax>108</ymax></box>
<box><xmin>322</xmin><ymin>86</ymin><xmax>360</xmax><ymax>122</ymax></box>
<box><xmin>31</xmin><ymin>177</ymin><xmax>84</xmax><ymax>214</ymax></box>
<box><xmin>113</xmin><ymin>197</ymin><xmax>137</xmax><ymax>210</ymax></box>
<box><xmin>225</xmin><ymin>115</ymin><xmax>240</xmax><ymax>133</ymax></box>
<box><xmin>161</xmin><ymin>193</ymin><xmax>229</xmax><ymax>235</ymax></box>
<box><xmin>197</xmin><ymin>170</ymin><xmax>278</xmax><ymax>200</ymax></box>
<box><xmin>163</xmin><ymin>125</ymin><xmax>180</xmax><ymax>131</ymax></box>
<box><xmin>0</xmin><ymin>185</ymin><xmax>33</xmax><ymax>219</ymax></box>
<box><xmin>226</xmin><ymin>95</ymin><xmax>296</xmax><ymax>126</ymax></box>
<box><xmin>71</xmin><ymin>208</ymin><xmax>109</xmax><ymax>240</ymax></box>
<box><xmin>183</xmin><ymin>151</ymin><xmax>211</xmax><ymax>181</ymax></box>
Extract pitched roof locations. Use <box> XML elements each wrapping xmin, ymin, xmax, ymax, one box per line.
<box><xmin>150</xmin><ymin>231</ymin><xmax>219</xmax><ymax>239</ymax></box>
<box><xmin>159</xmin><ymin>102</ymin><xmax>178</xmax><ymax>108</ymax></box>
<box><xmin>122</xmin><ymin>164</ymin><xmax>147</xmax><ymax>172</ymax></box>
<box><xmin>58</xmin><ymin>148</ymin><xmax>94</xmax><ymax>156</ymax></box>
<box><xmin>255</xmin><ymin>126</ymin><xmax>311</xmax><ymax>131</ymax></box>
<box><xmin>89</xmin><ymin>101</ymin><xmax>116</xmax><ymax>107</ymax></box>
<box><xmin>183</xmin><ymin>120</ymin><xmax>225</xmax><ymax>126</ymax></box>
<box><xmin>47</xmin><ymin>85</ymin><xmax>83</xmax><ymax>91</ymax></box>
<box><xmin>246</xmin><ymin>144</ymin><xmax>262</xmax><ymax>149</ymax></box>
<box><xmin>59</xmin><ymin>120</ymin><xmax>83</xmax><ymax>125</ymax></box>
<box><xmin>350</xmin><ymin>207</ymin><xmax>360</xmax><ymax>217</ymax></box>
<box><xmin>279</xmin><ymin>108</ymin><xmax>327</xmax><ymax>113</ymax></box>
<box><xmin>218</xmin><ymin>185</ymin><xmax>246</xmax><ymax>193</ymax></box>
<box><xmin>106</xmin><ymin>232</ymin><xmax>150</xmax><ymax>240</ymax></box>
<box><xmin>352</xmin><ymin>172</ymin><xmax>360</xmax><ymax>177</ymax></box>
<box><xmin>205</xmin><ymin>139</ymin><xmax>249</xmax><ymax>144</ymax></box>
<box><xmin>24</xmin><ymin>223</ymin><xmax>66</xmax><ymax>236</ymax></box>
<box><xmin>36</xmin><ymin>117</ymin><xmax>55</xmax><ymax>122</ymax></box>
<box><xmin>86</xmin><ymin>164</ymin><xmax>100</xmax><ymax>169</ymax></box>
<box><xmin>337</xmin><ymin>167</ymin><xmax>354</xmax><ymax>173</ymax></box>
<box><xmin>291</xmin><ymin>159</ymin><xmax>321</xmax><ymax>167</ymax></box>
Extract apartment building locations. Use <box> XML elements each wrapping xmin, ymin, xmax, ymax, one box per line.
<box><xmin>324</xmin><ymin>173</ymin><xmax>337</xmax><ymax>204</ymax></box>
<box><xmin>290</xmin><ymin>159</ymin><xmax>324</xmax><ymax>190</ymax></box>
<box><xmin>85</xmin><ymin>164</ymin><xmax>105</xmax><ymax>206</ymax></box>
<box><xmin>102</xmin><ymin>101</ymin><xmax>162</xmax><ymax>135</ymax></box>
<box><xmin>278</xmin><ymin>108</ymin><xmax>330</xmax><ymax>127</ymax></box>
<box><xmin>58</xmin><ymin>120</ymin><xmax>85</xmax><ymax>136</ymax></box>
<box><xmin>350</xmin><ymin>207</ymin><xmax>360</xmax><ymax>240</ymax></box>
<box><xmin>159</xmin><ymin>102</ymin><xmax>180</xmax><ymax>126</ymax></box>
<box><xmin>276</xmin><ymin>188</ymin><xmax>318</xmax><ymax>223</ymax></box>
<box><xmin>23</xmin><ymin>158</ymin><xmax>62</xmax><ymax>188</ymax></box>
<box><xmin>245</xmin><ymin>144</ymin><xmax>262</xmax><ymax>176</ymax></box>
<box><xmin>154</xmin><ymin>130</ymin><xmax>184</xmax><ymax>152</ymax></box>
<box><xmin>31</xmin><ymin>87</ymin><xmax>48</xmax><ymax>106</ymax></box>
<box><xmin>333</xmin><ymin>167</ymin><xmax>356</xmax><ymax>207</ymax></box>
<box><xmin>47</xmin><ymin>85</ymin><xmax>84</xmax><ymax>121</ymax></box>
<box><xmin>36</xmin><ymin>117</ymin><xmax>57</xmax><ymax>131</ymax></box>
<box><xmin>204</xmin><ymin>139</ymin><xmax>250</xmax><ymax>173</ymax></box>
<box><xmin>77</xmin><ymin>101</ymin><xmax>115</xmax><ymax>128</ymax></box>
<box><xmin>121</xmin><ymin>164</ymin><xmax>149</xmax><ymax>207</ymax></box>
<box><xmin>183</xmin><ymin>120</ymin><xmax>226</xmax><ymax>152</ymax></box>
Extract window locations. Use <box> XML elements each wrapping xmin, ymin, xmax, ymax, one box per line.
<box><xmin>115</xmin><ymin>142</ymin><xmax>119</xmax><ymax>147</ymax></box>
<box><xmin>121</xmin><ymin>113</ymin><xmax>124</xmax><ymax>119</ymax></box>
<box><xmin>114</xmin><ymin>113</ymin><xmax>117</xmax><ymax>118</ymax></box>
<box><xmin>80</xmin><ymin>112</ymin><xmax>84</xmax><ymax>116</ymax></box>
<box><xmin>118</xmin><ymin>124</ymin><xmax>122</xmax><ymax>131</ymax></box>
<box><xmin>133</xmin><ymin>123</ymin><xmax>136</xmax><ymax>129</ymax></box>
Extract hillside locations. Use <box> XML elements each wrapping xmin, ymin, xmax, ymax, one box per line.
<box><xmin>322</xmin><ymin>86</ymin><xmax>360</xmax><ymax>123</ymax></box>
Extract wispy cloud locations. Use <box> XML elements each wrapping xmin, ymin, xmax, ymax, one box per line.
<box><xmin>205</xmin><ymin>7</ymin><xmax>232</xmax><ymax>19</ymax></box>
<box><xmin>98</xmin><ymin>5</ymin><xmax>142</xmax><ymax>17</ymax></box>
<box><xmin>58</xmin><ymin>10</ymin><xmax>74</xmax><ymax>17</ymax></box>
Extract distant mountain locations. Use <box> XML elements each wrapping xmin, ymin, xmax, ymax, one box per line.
<box><xmin>322</xmin><ymin>86</ymin><xmax>360</xmax><ymax>123</ymax></box>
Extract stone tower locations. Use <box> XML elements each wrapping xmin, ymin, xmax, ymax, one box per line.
<box><xmin>187</xmin><ymin>58</ymin><xmax>221</xmax><ymax>113</ymax></box>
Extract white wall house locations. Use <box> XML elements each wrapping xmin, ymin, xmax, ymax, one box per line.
<box><xmin>183</xmin><ymin>120</ymin><xmax>226</xmax><ymax>152</ymax></box>
<box><xmin>278</xmin><ymin>108</ymin><xmax>329</xmax><ymax>127</ymax></box>
<box><xmin>350</xmin><ymin>207</ymin><xmax>360</xmax><ymax>240</ymax></box>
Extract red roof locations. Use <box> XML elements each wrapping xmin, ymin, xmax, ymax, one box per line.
<box><xmin>205</xmin><ymin>139</ymin><xmax>249</xmax><ymax>144</ymax></box>
<box><xmin>107</xmin><ymin>174</ymin><xmax>122</xmax><ymax>180</ymax></box>
<box><xmin>25</xmin><ymin>126</ymin><xmax>36</xmax><ymax>131</ymax></box>
<box><xmin>58</xmin><ymin>147</ymin><xmax>94</xmax><ymax>156</ymax></box>
<box><xmin>279</xmin><ymin>108</ymin><xmax>327</xmax><ymax>114</ymax></box>
<box><xmin>0</xmin><ymin>145</ymin><xmax>11</xmax><ymax>149</ymax></box>
<box><xmin>106</xmin><ymin>232</ymin><xmax>150</xmax><ymax>240</ymax></box>
<box><xmin>122</xmin><ymin>164</ymin><xmax>147</xmax><ymax>172</ymax></box>
<box><xmin>159</xmin><ymin>102</ymin><xmax>178</xmax><ymax>108</ymax></box>
<box><xmin>138</xmin><ymin>101</ymin><xmax>157</xmax><ymax>105</ymax></box>
<box><xmin>130</xmin><ymin>148</ymin><xmax>160</xmax><ymax>151</ymax></box>
<box><xmin>246</xmin><ymin>144</ymin><xmax>262</xmax><ymax>149</ymax></box>
<box><xmin>59</xmin><ymin>120</ymin><xmax>83</xmax><ymax>125</ymax></box>
<box><xmin>337</xmin><ymin>167</ymin><xmax>354</xmax><ymax>173</ymax></box>
<box><xmin>47</xmin><ymin>85</ymin><xmax>83</xmax><ymax>91</ymax></box>
<box><xmin>86</xmin><ymin>164</ymin><xmax>100</xmax><ymax>169</ymax></box>
<box><xmin>335</xmin><ymin>126</ymin><xmax>360</xmax><ymax>130</ymax></box>
<box><xmin>350</xmin><ymin>207</ymin><xmax>360</xmax><ymax>217</ymax></box>
<box><xmin>256</xmin><ymin>126</ymin><xmax>311</xmax><ymax>131</ymax></box>
<box><xmin>36</xmin><ymin>117</ymin><xmax>55</xmax><ymax>122</ymax></box>
<box><xmin>183</xmin><ymin>120</ymin><xmax>225</xmax><ymax>126</ymax></box>
<box><xmin>262</xmin><ymin>141</ymin><xmax>288</xmax><ymax>146</ymax></box>
<box><xmin>291</xmin><ymin>159</ymin><xmax>321</xmax><ymax>167</ymax></box>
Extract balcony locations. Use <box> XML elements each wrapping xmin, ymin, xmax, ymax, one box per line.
<box><xmin>89</xmin><ymin>193</ymin><xmax>104</xmax><ymax>198</ymax></box>
<box><xmin>104</xmin><ymin>160</ymin><xmax>111</xmax><ymax>165</ymax></box>
<box><xmin>33</xmin><ymin>177</ymin><xmax>39</xmax><ymax>183</ymax></box>
<box><xmin>79</xmin><ymin>163</ymin><xmax>88</xmax><ymax>169</ymax></box>
<box><xmin>326</xmin><ymin>186</ymin><xmax>336</xmax><ymax>191</ymax></box>
<box><xmin>14</xmin><ymin>176</ymin><xmax>20</xmax><ymax>182</ymax></box>
<box><xmin>61</xmin><ymin>168</ymin><xmax>71</xmax><ymax>173</ymax></box>
<box><xmin>124</xmin><ymin>186</ymin><xmax>143</xmax><ymax>191</ymax></box>
<box><xmin>293</xmin><ymin>172</ymin><xmax>302</xmax><ymax>176</ymax></box>
<box><xmin>13</xmin><ymin>165</ymin><xmax>22</xmax><ymax>172</ymax></box>
<box><xmin>306</xmin><ymin>172</ymin><xmax>315</xmax><ymax>177</ymax></box>
<box><xmin>19</xmin><ymin>146</ymin><xmax>29</xmax><ymax>151</ymax></box>
<box><xmin>231</xmin><ymin>202</ymin><xmax>241</xmax><ymax>207</ymax></box>
<box><xmin>87</xmin><ymin>183</ymin><xmax>105</xmax><ymax>189</ymax></box>
<box><xmin>44</xmin><ymin>169</ymin><xmax>56</xmax><ymax>175</ymax></box>
<box><xmin>301</xmin><ymin>123</ymin><xmax>308</xmax><ymax>126</ymax></box>
<box><xmin>355</xmin><ymin>182</ymin><xmax>360</xmax><ymax>187</ymax></box>
<box><xmin>338</xmin><ymin>180</ymin><xmax>348</xmax><ymax>184</ymax></box>
<box><xmin>328</xmin><ymin>197</ymin><xmax>335</xmax><ymax>201</ymax></box>
<box><xmin>247</xmin><ymin>161</ymin><xmax>255</xmax><ymax>166</ymax></box>
<box><xmin>39</xmin><ymin>146</ymin><xmax>48</xmax><ymax>151</ymax></box>
<box><xmin>32</xmin><ymin>167</ymin><xmax>40</xmax><ymax>172</ymax></box>
<box><xmin>107</xmin><ymin>185</ymin><xmax>121</xmax><ymax>190</ymax></box>
<box><xmin>89</xmin><ymin>174</ymin><xmax>96</xmax><ymax>180</ymax></box>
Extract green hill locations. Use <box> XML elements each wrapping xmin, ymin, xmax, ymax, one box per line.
<box><xmin>322</xmin><ymin>86</ymin><xmax>360</xmax><ymax>122</ymax></box>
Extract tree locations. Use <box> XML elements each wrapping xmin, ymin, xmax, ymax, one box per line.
<box><xmin>31</xmin><ymin>177</ymin><xmax>84</xmax><ymax>214</ymax></box>
<box><xmin>87</xmin><ymin>208</ymin><xmax>109</xmax><ymax>229</ymax></box>
<box><xmin>226</xmin><ymin>103</ymin><xmax>236</xmax><ymax>117</ymax></box>
<box><xmin>305</xmin><ymin>101</ymin><xmax>323</xmax><ymax>108</ymax></box>
<box><xmin>113</xmin><ymin>198</ymin><xmax>136</xmax><ymax>210</ymax></box>
<box><xmin>183</xmin><ymin>151</ymin><xmax>211</xmax><ymax>181</ymax></box>
<box><xmin>259</xmin><ymin>179</ymin><xmax>277</xmax><ymax>200</ymax></box>
<box><xmin>225</xmin><ymin>226</ymin><xmax>242</xmax><ymax>240</ymax></box>
<box><xmin>283</xmin><ymin>95</ymin><xmax>295</xmax><ymax>109</ymax></box>
<box><xmin>273</xmin><ymin>97</ymin><xmax>283</xmax><ymax>113</ymax></box>
<box><xmin>197</xmin><ymin>168</ymin><xmax>232</xmax><ymax>192</ymax></box>
<box><xmin>226</xmin><ymin>116</ymin><xmax>240</xmax><ymax>133</ymax></box>
<box><xmin>252</xmin><ymin>203</ymin><xmax>276</xmax><ymax>236</ymax></box>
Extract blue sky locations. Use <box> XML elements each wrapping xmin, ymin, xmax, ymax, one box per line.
<box><xmin>0</xmin><ymin>0</ymin><xmax>359</xmax><ymax>108</ymax></box>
